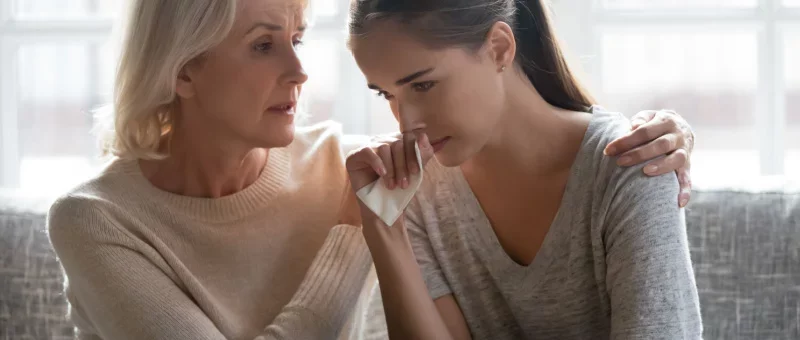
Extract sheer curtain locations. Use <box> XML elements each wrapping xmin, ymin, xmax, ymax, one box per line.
<box><xmin>0</xmin><ymin>0</ymin><xmax>798</xmax><ymax>195</ymax></box>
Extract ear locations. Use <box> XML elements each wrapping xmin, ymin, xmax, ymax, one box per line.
<box><xmin>484</xmin><ymin>21</ymin><xmax>516</xmax><ymax>72</ymax></box>
<box><xmin>175</xmin><ymin>63</ymin><xmax>197</xmax><ymax>99</ymax></box>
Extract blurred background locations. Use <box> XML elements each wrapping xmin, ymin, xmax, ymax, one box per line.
<box><xmin>0</xmin><ymin>0</ymin><xmax>797</xmax><ymax>195</ymax></box>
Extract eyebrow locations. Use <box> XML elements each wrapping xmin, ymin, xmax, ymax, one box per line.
<box><xmin>367</xmin><ymin>67</ymin><xmax>435</xmax><ymax>90</ymax></box>
<box><xmin>246</xmin><ymin>22</ymin><xmax>307</xmax><ymax>35</ymax></box>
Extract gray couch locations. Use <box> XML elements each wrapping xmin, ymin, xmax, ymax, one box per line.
<box><xmin>1</xmin><ymin>189</ymin><xmax>799</xmax><ymax>339</ymax></box>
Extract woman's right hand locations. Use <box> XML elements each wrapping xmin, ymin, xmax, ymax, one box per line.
<box><xmin>345</xmin><ymin>131</ymin><xmax>435</xmax><ymax>225</ymax></box>
<box><xmin>346</xmin><ymin>131</ymin><xmax>435</xmax><ymax>195</ymax></box>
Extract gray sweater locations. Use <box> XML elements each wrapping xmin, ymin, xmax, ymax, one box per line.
<box><xmin>405</xmin><ymin>110</ymin><xmax>703</xmax><ymax>339</ymax></box>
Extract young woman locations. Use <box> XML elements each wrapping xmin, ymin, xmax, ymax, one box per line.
<box><xmin>47</xmin><ymin>0</ymin><xmax>695</xmax><ymax>339</ymax></box>
<box><xmin>346</xmin><ymin>0</ymin><xmax>702</xmax><ymax>339</ymax></box>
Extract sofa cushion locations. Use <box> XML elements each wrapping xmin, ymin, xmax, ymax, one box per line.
<box><xmin>0</xmin><ymin>189</ymin><xmax>798</xmax><ymax>340</ymax></box>
<box><xmin>0</xmin><ymin>211</ymin><xmax>73</xmax><ymax>340</ymax></box>
<box><xmin>686</xmin><ymin>190</ymin><xmax>800</xmax><ymax>339</ymax></box>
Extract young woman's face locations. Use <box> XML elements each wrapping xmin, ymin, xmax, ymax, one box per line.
<box><xmin>178</xmin><ymin>0</ymin><xmax>308</xmax><ymax>148</ymax></box>
<box><xmin>351</xmin><ymin>21</ymin><xmax>507</xmax><ymax>167</ymax></box>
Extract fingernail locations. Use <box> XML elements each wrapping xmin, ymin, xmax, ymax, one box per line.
<box><xmin>385</xmin><ymin>178</ymin><xmax>393</xmax><ymax>189</ymax></box>
<box><xmin>680</xmin><ymin>198</ymin><xmax>689</xmax><ymax>208</ymax></box>
<box><xmin>618</xmin><ymin>156</ymin><xmax>632</xmax><ymax>166</ymax></box>
<box><xmin>644</xmin><ymin>165</ymin><xmax>658</xmax><ymax>174</ymax></box>
<box><xmin>411</xmin><ymin>166</ymin><xmax>419</xmax><ymax>175</ymax></box>
<box><xmin>401</xmin><ymin>178</ymin><xmax>408</xmax><ymax>189</ymax></box>
<box><xmin>379</xmin><ymin>167</ymin><xmax>387</xmax><ymax>176</ymax></box>
<box><xmin>605</xmin><ymin>147</ymin><xmax>616</xmax><ymax>156</ymax></box>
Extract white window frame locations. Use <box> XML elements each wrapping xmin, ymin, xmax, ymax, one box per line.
<box><xmin>315</xmin><ymin>0</ymin><xmax>373</xmax><ymax>135</ymax></box>
<box><xmin>553</xmin><ymin>0</ymin><xmax>800</xmax><ymax>176</ymax></box>
<box><xmin>0</xmin><ymin>0</ymin><xmax>371</xmax><ymax>189</ymax></box>
<box><xmin>0</xmin><ymin>1</ymin><xmax>115</xmax><ymax>188</ymax></box>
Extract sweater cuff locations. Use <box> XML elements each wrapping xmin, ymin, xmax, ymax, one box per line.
<box><xmin>284</xmin><ymin>224</ymin><xmax>372</xmax><ymax>333</ymax></box>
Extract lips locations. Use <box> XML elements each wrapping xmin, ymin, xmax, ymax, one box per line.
<box><xmin>429</xmin><ymin>136</ymin><xmax>451</xmax><ymax>153</ymax></box>
<box><xmin>267</xmin><ymin>102</ymin><xmax>297</xmax><ymax>115</ymax></box>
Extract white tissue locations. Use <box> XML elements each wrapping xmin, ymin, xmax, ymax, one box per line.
<box><xmin>355</xmin><ymin>143</ymin><xmax>423</xmax><ymax>226</ymax></box>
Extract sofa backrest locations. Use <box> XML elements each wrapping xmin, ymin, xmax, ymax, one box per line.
<box><xmin>0</xmin><ymin>189</ymin><xmax>798</xmax><ymax>339</ymax></box>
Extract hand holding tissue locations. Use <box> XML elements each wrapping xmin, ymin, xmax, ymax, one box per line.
<box><xmin>345</xmin><ymin>133</ymin><xmax>432</xmax><ymax>227</ymax></box>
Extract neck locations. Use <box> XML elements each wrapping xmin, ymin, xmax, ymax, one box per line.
<box><xmin>140</xmin><ymin>107</ymin><xmax>269</xmax><ymax>198</ymax></box>
<box><xmin>462</xmin><ymin>72</ymin><xmax>590</xmax><ymax>179</ymax></box>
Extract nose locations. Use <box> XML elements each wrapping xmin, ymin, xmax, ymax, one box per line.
<box><xmin>396</xmin><ymin>101</ymin><xmax>424</xmax><ymax>132</ymax></box>
<box><xmin>281</xmin><ymin>47</ymin><xmax>309</xmax><ymax>86</ymax></box>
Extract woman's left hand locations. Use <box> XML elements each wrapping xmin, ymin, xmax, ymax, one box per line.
<box><xmin>604</xmin><ymin>110</ymin><xmax>694</xmax><ymax>208</ymax></box>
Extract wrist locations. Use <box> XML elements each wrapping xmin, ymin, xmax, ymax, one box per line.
<box><xmin>362</xmin><ymin>216</ymin><xmax>413</xmax><ymax>254</ymax></box>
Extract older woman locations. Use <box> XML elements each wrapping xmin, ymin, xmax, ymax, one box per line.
<box><xmin>47</xmin><ymin>0</ymin><xmax>695</xmax><ymax>339</ymax></box>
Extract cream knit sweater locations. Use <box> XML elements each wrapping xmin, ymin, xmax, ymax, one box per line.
<box><xmin>47</xmin><ymin>122</ymin><xmax>377</xmax><ymax>340</ymax></box>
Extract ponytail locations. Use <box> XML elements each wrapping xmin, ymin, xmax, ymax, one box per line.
<box><xmin>513</xmin><ymin>0</ymin><xmax>594</xmax><ymax>112</ymax></box>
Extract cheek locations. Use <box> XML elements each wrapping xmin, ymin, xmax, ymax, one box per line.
<box><xmin>438</xmin><ymin>76</ymin><xmax>500</xmax><ymax>129</ymax></box>
<box><xmin>200</xmin><ymin>59</ymin><xmax>276</xmax><ymax>118</ymax></box>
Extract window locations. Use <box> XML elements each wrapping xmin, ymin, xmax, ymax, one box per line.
<box><xmin>0</xmin><ymin>1</ymin><xmax>121</xmax><ymax>194</ymax></box>
<box><xmin>0</xmin><ymin>0</ymin><xmax>386</xmax><ymax>194</ymax></box>
<box><xmin>552</xmin><ymin>0</ymin><xmax>800</xmax><ymax>184</ymax></box>
<box><xmin>785</xmin><ymin>0</ymin><xmax>800</xmax><ymax>7</ymax></box>
<box><xmin>602</xmin><ymin>0</ymin><xmax>757</xmax><ymax>10</ymax></box>
<box><xmin>2</xmin><ymin>1</ymin><xmax>798</xmax><ymax>195</ymax></box>
<box><xmin>786</xmin><ymin>28</ymin><xmax>800</xmax><ymax>175</ymax></box>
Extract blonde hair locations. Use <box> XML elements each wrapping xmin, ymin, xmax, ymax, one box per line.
<box><xmin>98</xmin><ymin>0</ymin><xmax>237</xmax><ymax>160</ymax></box>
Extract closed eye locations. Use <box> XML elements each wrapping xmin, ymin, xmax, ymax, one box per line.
<box><xmin>375</xmin><ymin>90</ymin><xmax>395</xmax><ymax>100</ymax></box>
<box><xmin>411</xmin><ymin>81</ymin><xmax>438</xmax><ymax>92</ymax></box>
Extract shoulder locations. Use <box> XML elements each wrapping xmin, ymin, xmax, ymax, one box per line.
<box><xmin>47</xmin><ymin>192</ymin><xmax>116</xmax><ymax>255</ymax></box>
<box><xmin>292</xmin><ymin>120</ymin><xmax>344</xmax><ymax>154</ymax></box>
<box><xmin>575</xmin><ymin>109</ymin><xmax>681</xmax><ymax>242</ymax></box>
<box><xmin>47</xmin><ymin>161</ymin><xmax>138</xmax><ymax>244</ymax></box>
<box><xmin>291</xmin><ymin>120</ymin><xmax>372</xmax><ymax>163</ymax></box>
<box><xmin>580</xmin><ymin>108</ymin><xmax>680</xmax><ymax>202</ymax></box>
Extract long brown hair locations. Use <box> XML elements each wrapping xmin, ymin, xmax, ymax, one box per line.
<box><xmin>349</xmin><ymin>0</ymin><xmax>595</xmax><ymax>113</ymax></box>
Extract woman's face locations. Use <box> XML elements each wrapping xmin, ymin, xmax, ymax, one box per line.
<box><xmin>178</xmin><ymin>0</ymin><xmax>308</xmax><ymax>149</ymax></box>
<box><xmin>351</xmin><ymin>20</ymin><xmax>508</xmax><ymax>167</ymax></box>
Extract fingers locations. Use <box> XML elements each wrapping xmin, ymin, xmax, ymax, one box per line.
<box><xmin>376</xmin><ymin>144</ymin><xmax>395</xmax><ymax>189</ymax></box>
<box><xmin>676</xmin><ymin>167</ymin><xmax>692</xmax><ymax>208</ymax></box>
<box><xmin>610</xmin><ymin>118</ymin><xmax>680</xmax><ymax>164</ymax></box>
<box><xmin>352</xmin><ymin>131</ymin><xmax>433</xmax><ymax>191</ymax></box>
<box><xmin>392</xmin><ymin>141</ymin><xmax>409</xmax><ymax>189</ymax></box>
<box><xmin>640</xmin><ymin>148</ymin><xmax>689</xmax><ymax>176</ymax></box>
<box><xmin>617</xmin><ymin>133</ymin><xmax>682</xmax><ymax>167</ymax></box>
<box><xmin>605</xmin><ymin>110</ymin><xmax>680</xmax><ymax>157</ymax></box>
<box><xmin>404</xmin><ymin>132</ymin><xmax>420</xmax><ymax>176</ymax></box>
<box><xmin>415</xmin><ymin>131</ymin><xmax>435</xmax><ymax>164</ymax></box>
<box><xmin>630</xmin><ymin>110</ymin><xmax>658</xmax><ymax>129</ymax></box>
<box><xmin>347</xmin><ymin>147</ymin><xmax>387</xmax><ymax>175</ymax></box>
<box><xmin>345</xmin><ymin>146</ymin><xmax>388</xmax><ymax>192</ymax></box>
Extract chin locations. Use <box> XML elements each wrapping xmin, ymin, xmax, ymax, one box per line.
<box><xmin>257</xmin><ymin>123</ymin><xmax>295</xmax><ymax>148</ymax></box>
<box><xmin>432</xmin><ymin>137</ymin><xmax>486</xmax><ymax>168</ymax></box>
<box><xmin>432</xmin><ymin>145</ymin><xmax>470</xmax><ymax>168</ymax></box>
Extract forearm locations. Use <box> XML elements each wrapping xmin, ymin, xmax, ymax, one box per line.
<box><xmin>362</xmin><ymin>216</ymin><xmax>454</xmax><ymax>340</ymax></box>
<box><xmin>263</xmin><ymin>224</ymin><xmax>373</xmax><ymax>339</ymax></box>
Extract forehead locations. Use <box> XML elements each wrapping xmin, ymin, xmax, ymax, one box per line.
<box><xmin>351</xmin><ymin>21</ymin><xmax>464</xmax><ymax>87</ymax></box>
<box><xmin>234</xmin><ymin>0</ymin><xmax>307</xmax><ymax>29</ymax></box>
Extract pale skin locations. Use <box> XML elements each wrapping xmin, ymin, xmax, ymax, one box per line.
<box><xmin>139</xmin><ymin>0</ymin><xmax>307</xmax><ymax>199</ymax></box>
<box><xmin>135</xmin><ymin>0</ymin><xmax>691</xmax><ymax>335</ymax></box>
<box><xmin>347</xmin><ymin>19</ymin><xmax>696</xmax><ymax>339</ymax></box>
<box><xmin>138</xmin><ymin>0</ymin><xmax>692</xmax><ymax>205</ymax></box>
<box><xmin>137</xmin><ymin>0</ymin><xmax>362</xmax><ymax>226</ymax></box>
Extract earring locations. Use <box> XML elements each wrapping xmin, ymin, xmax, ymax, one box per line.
<box><xmin>500</xmin><ymin>65</ymin><xmax>507</xmax><ymax>72</ymax></box>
